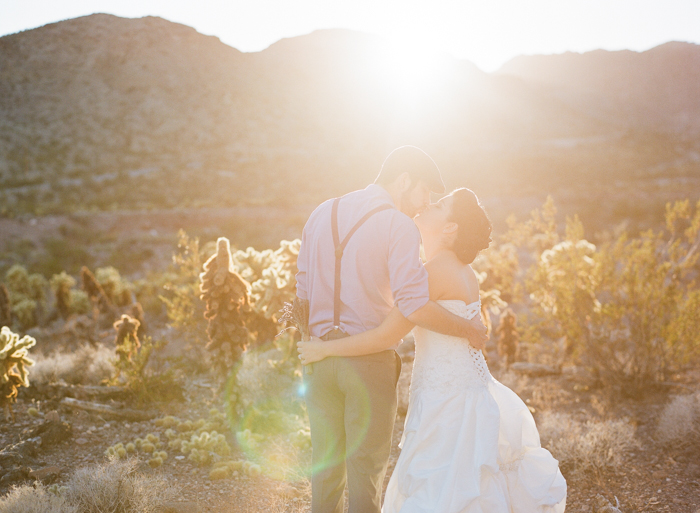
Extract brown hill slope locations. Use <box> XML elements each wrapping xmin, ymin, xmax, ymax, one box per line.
<box><xmin>0</xmin><ymin>15</ymin><xmax>697</xmax><ymax>215</ymax></box>
<box><xmin>498</xmin><ymin>42</ymin><xmax>700</xmax><ymax>134</ymax></box>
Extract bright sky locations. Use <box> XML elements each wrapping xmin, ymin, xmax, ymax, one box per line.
<box><xmin>2</xmin><ymin>0</ymin><xmax>699</xmax><ymax>72</ymax></box>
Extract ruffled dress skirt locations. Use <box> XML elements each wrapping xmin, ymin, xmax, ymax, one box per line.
<box><xmin>382</xmin><ymin>300</ymin><xmax>566</xmax><ymax>513</ymax></box>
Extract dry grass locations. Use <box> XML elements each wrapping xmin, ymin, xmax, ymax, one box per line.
<box><xmin>31</xmin><ymin>343</ymin><xmax>114</xmax><ymax>386</ymax></box>
<box><xmin>0</xmin><ymin>459</ymin><xmax>174</xmax><ymax>513</ymax></box>
<box><xmin>258</xmin><ymin>436</ymin><xmax>311</xmax><ymax>485</ymax></box>
<box><xmin>538</xmin><ymin>412</ymin><xmax>639</xmax><ymax>479</ymax></box>
<box><xmin>656</xmin><ymin>392</ymin><xmax>700</xmax><ymax>446</ymax></box>
<box><xmin>65</xmin><ymin>458</ymin><xmax>176</xmax><ymax>513</ymax></box>
<box><xmin>0</xmin><ymin>483</ymin><xmax>77</xmax><ymax>513</ymax></box>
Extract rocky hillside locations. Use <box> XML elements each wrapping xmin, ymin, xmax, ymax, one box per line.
<box><xmin>0</xmin><ymin>14</ymin><xmax>698</xmax><ymax>215</ymax></box>
<box><xmin>498</xmin><ymin>42</ymin><xmax>700</xmax><ymax>134</ymax></box>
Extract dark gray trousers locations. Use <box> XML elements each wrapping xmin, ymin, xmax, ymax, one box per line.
<box><xmin>304</xmin><ymin>350</ymin><xmax>401</xmax><ymax>513</ymax></box>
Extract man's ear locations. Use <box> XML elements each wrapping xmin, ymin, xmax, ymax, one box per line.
<box><xmin>443</xmin><ymin>222</ymin><xmax>458</xmax><ymax>235</ymax></box>
<box><xmin>396</xmin><ymin>172</ymin><xmax>413</xmax><ymax>193</ymax></box>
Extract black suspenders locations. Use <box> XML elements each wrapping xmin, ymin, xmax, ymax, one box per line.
<box><xmin>330</xmin><ymin>197</ymin><xmax>393</xmax><ymax>331</ymax></box>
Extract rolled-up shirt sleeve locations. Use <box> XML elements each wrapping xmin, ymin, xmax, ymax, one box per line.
<box><xmin>295</xmin><ymin>224</ymin><xmax>309</xmax><ymax>301</ymax></box>
<box><xmin>388</xmin><ymin>216</ymin><xmax>430</xmax><ymax>318</ymax></box>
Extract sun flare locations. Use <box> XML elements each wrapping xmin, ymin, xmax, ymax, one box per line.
<box><xmin>377</xmin><ymin>39</ymin><xmax>452</xmax><ymax>104</ymax></box>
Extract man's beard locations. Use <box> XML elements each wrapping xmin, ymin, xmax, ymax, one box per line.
<box><xmin>400</xmin><ymin>189</ymin><xmax>419</xmax><ymax>218</ymax></box>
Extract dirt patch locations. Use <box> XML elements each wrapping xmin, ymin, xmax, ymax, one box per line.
<box><xmin>1</xmin><ymin>358</ymin><xmax>699</xmax><ymax>512</ymax></box>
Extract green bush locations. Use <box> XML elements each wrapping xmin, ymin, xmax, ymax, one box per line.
<box><xmin>527</xmin><ymin>200</ymin><xmax>700</xmax><ymax>391</ymax></box>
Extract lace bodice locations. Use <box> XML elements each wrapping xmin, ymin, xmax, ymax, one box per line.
<box><xmin>410</xmin><ymin>299</ymin><xmax>491</xmax><ymax>395</ymax></box>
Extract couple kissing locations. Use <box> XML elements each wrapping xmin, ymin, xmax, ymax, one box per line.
<box><xmin>295</xmin><ymin>145</ymin><xmax>567</xmax><ymax>513</ymax></box>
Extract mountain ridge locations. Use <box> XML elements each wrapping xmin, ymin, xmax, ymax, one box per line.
<box><xmin>0</xmin><ymin>14</ymin><xmax>697</xmax><ymax>215</ymax></box>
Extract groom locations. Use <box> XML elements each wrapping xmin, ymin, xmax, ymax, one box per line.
<box><xmin>296</xmin><ymin>146</ymin><xmax>488</xmax><ymax>513</ymax></box>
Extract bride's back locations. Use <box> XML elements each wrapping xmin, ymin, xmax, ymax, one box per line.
<box><xmin>411</xmin><ymin>299</ymin><xmax>490</xmax><ymax>395</ymax></box>
<box><xmin>410</xmin><ymin>250</ymin><xmax>488</xmax><ymax>395</ymax></box>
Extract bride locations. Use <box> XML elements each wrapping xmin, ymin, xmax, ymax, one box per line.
<box><xmin>297</xmin><ymin>188</ymin><xmax>567</xmax><ymax>512</ymax></box>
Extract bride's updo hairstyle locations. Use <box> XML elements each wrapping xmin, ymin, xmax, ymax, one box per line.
<box><xmin>449</xmin><ymin>188</ymin><xmax>492</xmax><ymax>264</ymax></box>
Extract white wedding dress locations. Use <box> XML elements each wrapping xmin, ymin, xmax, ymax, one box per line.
<box><xmin>383</xmin><ymin>300</ymin><xmax>567</xmax><ymax>513</ymax></box>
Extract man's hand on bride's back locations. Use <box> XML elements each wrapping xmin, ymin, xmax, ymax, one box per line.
<box><xmin>468</xmin><ymin>317</ymin><xmax>488</xmax><ymax>351</ymax></box>
<box><xmin>297</xmin><ymin>336</ymin><xmax>327</xmax><ymax>365</ymax></box>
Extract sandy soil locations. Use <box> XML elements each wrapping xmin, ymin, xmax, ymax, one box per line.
<box><xmin>2</xmin><ymin>352</ymin><xmax>699</xmax><ymax>513</ymax></box>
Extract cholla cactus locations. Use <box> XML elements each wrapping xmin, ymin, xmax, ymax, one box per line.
<box><xmin>233</xmin><ymin>247</ymin><xmax>277</xmax><ymax>283</ymax></box>
<box><xmin>96</xmin><ymin>267</ymin><xmax>133</xmax><ymax>307</ymax></box>
<box><xmin>496</xmin><ymin>309</ymin><xmax>520</xmax><ymax>368</ymax></box>
<box><xmin>50</xmin><ymin>271</ymin><xmax>76</xmax><ymax>319</ymax></box>
<box><xmin>70</xmin><ymin>289</ymin><xmax>91</xmax><ymax>315</ymax></box>
<box><xmin>0</xmin><ymin>326</ymin><xmax>36</xmax><ymax>420</ymax></box>
<box><xmin>4</xmin><ymin>265</ymin><xmax>48</xmax><ymax>329</ymax></box>
<box><xmin>113</xmin><ymin>314</ymin><xmax>141</xmax><ymax>363</ymax></box>
<box><xmin>81</xmin><ymin>266</ymin><xmax>115</xmax><ymax>317</ymax></box>
<box><xmin>232</xmin><ymin>240</ymin><xmax>301</xmax><ymax>343</ymax></box>
<box><xmin>239</xmin><ymin>239</ymin><xmax>301</xmax><ymax>321</ymax></box>
<box><xmin>0</xmin><ymin>284</ymin><xmax>12</xmax><ymax>327</ymax></box>
<box><xmin>5</xmin><ymin>265</ymin><xmax>31</xmax><ymax>297</ymax></box>
<box><xmin>129</xmin><ymin>302</ymin><xmax>146</xmax><ymax>337</ymax></box>
<box><xmin>199</xmin><ymin>237</ymin><xmax>251</xmax><ymax>376</ymax></box>
<box><xmin>209</xmin><ymin>459</ymin><xmax>261</xmax><ymax>480</ymax></box>
<box><xmin>28</xmin><ymin>274</ymin><xmax>48</xmax><ymax>304</ymax></box>
<box><xmin>250</xmin><ymin>266</ymin><xmax>295</xmax><ymax>320</ymax></box>
<box><xmin>12</xmin><ymin>298</ymin><xmax>38</xmax><ymax>329</ymax></box>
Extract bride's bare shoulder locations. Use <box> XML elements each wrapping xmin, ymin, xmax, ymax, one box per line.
<box><xmin>425</xmin><ymin>253</ymin><xmax>479</xmax><ymax>303</ymax></box>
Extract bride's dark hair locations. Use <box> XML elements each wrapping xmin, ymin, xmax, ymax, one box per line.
<box><xmin>449</xmin><ymin>188</ymin><xmax>492</xmax><ymax>264</ymax></box>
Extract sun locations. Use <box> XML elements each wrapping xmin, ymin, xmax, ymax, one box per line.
<box><xmin>375</xmin><ymin>36</ymin><xmax>453</xmax><ymax>105</ymax></box>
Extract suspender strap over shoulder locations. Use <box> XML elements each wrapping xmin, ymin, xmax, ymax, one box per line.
<box><xmin>331</xmin><ymin>197</ymin><xmax>392</xmax><ymax>329</ymax></box>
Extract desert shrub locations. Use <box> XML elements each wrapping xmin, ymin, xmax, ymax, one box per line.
<box><xmin>31</xmin><ymin>344</ymin><xmax>113</xmax><ymax>386</ymax></box>
<box><xmin>475</xmin><ymin>241</ymin><xmax>521</xmax><ymax>305</ymax></box>
<box><xmin>110</xmin><ymin>335</ymin><xmax>182</xmax><ymax>403</ymax></box>
<box><xmin>515</xmin><ymin>199</ymin><xmax>700</xmax><ymax>391</ymax></box>
<box><xmin>0</xmin><ymin>326</ymin><xmax>35</xmax><ymax>419</ymax></box>
<box><xmin>0</xmin><ymin>482</ymin><xmax>77</xmax><ymax>513</ymax></box>
<box><xmin>495</xmin><ymin>308</ymin><xmax>520</xmax><ymax>367</ymax></box>
<box><xmin>160</xmin><ymin>230</ymin><xmax>207</xmax><ymax>336</ymax></box>
<box><xmin>64</xmin><ymin>458</ymin><xmax>176</xmax><ymax>513</ymax></box>
<box><xmin>656</xmin><ymin>392</ymin><xmax>700</xmax><ymax>446</ymax></box>
<box><xmin>538</xmin><ymin>412</ymin><xmax>639</xmax><ymax>478</ymax></box>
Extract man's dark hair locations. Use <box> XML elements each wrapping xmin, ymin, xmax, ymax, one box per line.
<box><xmin>374</xmin><ymin>146</ymin><xmax>445</xmax><ymax>194</ymax></box>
